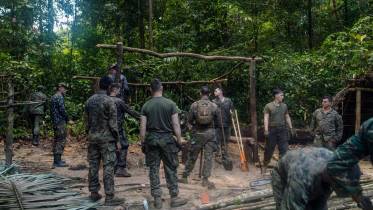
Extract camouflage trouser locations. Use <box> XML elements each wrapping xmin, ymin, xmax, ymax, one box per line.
<box><xmin>314</xmin><ymin>135</ymin><xmax>337</xmax><ymax>150</ymax></box>
<box><xmin>31</xmin><ymin>114</ymin><xmax>42</xmax><ymax>136</ymax></box>
<box><xmin>116</xmin><ymin>124</ymin><xmax>129</xmax><ymax>169</ymax></box>
<box><xmin>144</xmin><ymin>132</ymin><xmax>180</xmax><ymax>198</ymax></box>
<box><xmin>88</xmin><ymin>141</ymin><xmax>116</xmax><ymax>196</ymax></box>
<box><xmin>183</xmin><ymin>128</ymin><xmax>217</xmax><ymax>179</ymax></box>
<box><xmin>53</xmin><ymin>121</ymin><xmax>67</xmax><ymax>155</ymax></box>
<box><xmin>264</xmin><ymin>127</ymin><xmax>289</xmax><ymax>166</ymax></box>
<box><xmin>216</xmin><ymin>127</ymin><xmax>231</xmax><ymax>161</ymax></box>
<box><xmin>271</xmin><ymin>166</ymin><xmax>331</xmax><ymax>210</ymax></box>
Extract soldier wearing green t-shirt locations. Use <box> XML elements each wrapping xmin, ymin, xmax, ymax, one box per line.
<box><xmin>140</xmin><ymin>79</ymin><xmax>187</xmax><ymax>209</ymax></box>
<box><xmin>263</xmin><ymin>88</ymin><xmax>294</xmax><ymax>171</ymax></box>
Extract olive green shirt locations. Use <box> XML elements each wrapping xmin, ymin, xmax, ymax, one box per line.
<box><xmin>264</xmin><ymin>101</ymin><xmax>289</xmax><ymax>128</ymax></box>
<box><xmin>141</xmin><ymin>96</ymin><xmax>178</xmax><ymax>133</ymax></box>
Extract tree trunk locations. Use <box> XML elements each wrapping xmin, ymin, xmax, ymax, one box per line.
<box><xmin>148</xmin><ymin>0</ymin><xmax>153</xmax><ymax>49</ymax></box>
<box><xmin>307</xmin><ymin>0</ymin><xmax>313</xmax><ymax>49</ymax></box>
<box><xmin>138</xmin><ymin>0</ymin><xmax>145</xmax><ymax>49</ymax></box>
<box><xmin>46</xmin><ymin>0</ymin><xmax>54</xmax><ymax>71</ymax></box>
<box><xmin>343</xmin><ymin>0</ymin><xmax>349</xmax><ymax>25</ymax></box>
<box><xmin>5</xmin><ymin>81</ymin><xmax>14</xmax><ymax>166</ymax></box>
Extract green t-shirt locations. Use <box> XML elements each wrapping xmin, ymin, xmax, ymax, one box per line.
<box><xmin>141</xmin><ymin>96</ymin><xmax>178</xmax><ymax>133</ymax></box>
<box><xmin>263</xmin><ymin>101</ymin><xmax>288</xmax><ymax>127</ymax></box>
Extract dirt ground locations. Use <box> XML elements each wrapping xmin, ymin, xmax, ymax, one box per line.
<box><xmin>2</xmin><ymin>136</ymin><xmax>373</xmax><ymax>210</ymax></box>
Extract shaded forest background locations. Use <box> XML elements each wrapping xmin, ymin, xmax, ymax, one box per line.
<box><xmin>0</xmin><ymin>0</ymin><xmax>373</xmax><ymax>139</ymax></box>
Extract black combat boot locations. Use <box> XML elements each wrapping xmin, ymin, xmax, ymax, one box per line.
<box><xmin>53</xmin><ymin>154</ymin><xmax>68</xmax><ymax>168</ymax></box>
<box><xmin>170</xmin><ymin>196</ymin><xmax>187</xmax><ymax>208</ymax></box>
<box><xmin>115</xmin><ymin>168</ymin><xmax>132</xmax><ymax>177</ymax></box>
<box><xmin>202</xmin><ymin>178</ymin><xmax>215</xmax><ymax>189</ymax></box>
<box><xmin>104</xmin><ymin>195</ymin><xmax>124</xmax><ymax>206</ymax></box>
<box><xmin>32</xmin><ymin>135</ymin><xmax>40</xmax><ymax>146</ymax></box>
<box><xmin>89</xmin><ymin>192</ymin><xmax>102</xmax><ymax>202</ymax></box>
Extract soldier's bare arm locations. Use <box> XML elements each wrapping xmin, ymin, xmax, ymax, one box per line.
<box><xmin>264</xmin><ymin>113</ymin><xmax>269</xmax><ymax>136</ymax></box>
<box><xmin>172</xmin><ymin>113</ymin><xmax>182</xmax><ymax>144</ymax></box>
<box><xmin>120</xmin><ymin>101</ymin><xmax>141</xmax><ymax>120</ymax></box>
<box><xmin>286</xmin><ymin>114</ymin><xmax>293</xmax><ymax>129</ymax></box>
<box><xmin>140</xmin><ymin>115</ymin><xmax>147</xmax><ymax>143</ymax></box>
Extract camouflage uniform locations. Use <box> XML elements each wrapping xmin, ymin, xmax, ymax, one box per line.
<box><xmin>110</xmin><ymin>96</ymin><xmax>140</xmax><ymax>170</ymax></box>
<box><xmin>141</xmin><ymin>96</ymin><xmax>180</xmax><ymax>198</ymax></box>
<box><xmin>326</xmin><ymin>118</ymin><xmax>373</xmax><ymax>198</ymax></box>
<box><xmin>50</xmin><ymin>93</ymin><xmax>69</xmax><ymax>155</ymax></box>
<box><xmin>183</xmin><ymin>97</ymin><xmax>218</xmax><ymax>179</ymax></box>
<box><xmin>310</xmin><ymin>108</ymin><xmax>343</xmax><ymax>150</ymax></box>
<box><xmin>28</xmin><ymin>90</ymin><xmax>47</xmax><ymax>145</ymax></box>
<box><xmin>85</xmin><ymin>90</ymin><xmax>119</xmax><ymax>197</ymax></box>
<box><xmin>272</xmin><ymin>147</ymin><xmax>361</xmax><ymax>210</ymax></box>
<box><xmin>212</xmin><ymin>97</ymin><xmax>233</xmax><ymax>164</ymax></box>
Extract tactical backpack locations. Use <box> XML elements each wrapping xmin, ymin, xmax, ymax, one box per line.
<box><xmin>195</xmin><ymin>100</ymin><xmax>214</xmax><ymax>125</ymax></box>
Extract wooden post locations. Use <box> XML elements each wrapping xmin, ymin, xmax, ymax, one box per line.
<box><xmin>5</xmin><ymin>80</ymin><xmax>14</xmax><ymax>166</ymax></box>
<box><xmin>355</xmin><ymin>89</ymin><xmax>362</xmax><ymax>134</ymax></box>
<box><xmin>116</xmin><ymin>42</ymin><xmax>124</xmax><ymax>83</ymax></box>
<box><xmin>249</xmin><ymin>60</ymin><xmax>259</xmax><ymax>162</ymax></box>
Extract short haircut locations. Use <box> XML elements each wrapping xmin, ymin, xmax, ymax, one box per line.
<box><xmin>110</xmin><ymin>83</ymin><xmax>120</xmax><ymax>92</ymax></box>
<box><xmin>272</xmin><ymin>88</ymin><xmax>283</xmax><ymax>96</ymax></box>
<box><xmin>322</xmin><ymin>95</ymin><xmax>333</xmax><ymax>102</ymax></box>
<box><xmin>150</xmin><ymin>79</ymin><xmax>162</xmax><ymax>92</ymax></box>
<box><xmin>215</xmin><ymin>87</ymin><xmax>223</xmax><ymax>93</ymax></box>
<box><xmin>99</xmin><ymin>76</ymin><xmax>113</xmax><ymax>90</ymax></box>
<box><xmin>200</xmin><ymin>86</ymin><xmax>210</xmax><ymax>95</ymax></box>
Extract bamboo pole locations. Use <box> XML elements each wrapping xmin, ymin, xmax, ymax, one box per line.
<box><xmin>5</xmin><ymin>80</ymin><xmax>14</xmax><ymax>166</ymax></box>
<box><xmin>249</xmin><ymin>60</ymin><xmax>259</xmax><ymax>163</ymax></box>
<box><xmin>355</xmin><ymin>89</ymin><xmax>362</xmax><ymax>134</ymax></box>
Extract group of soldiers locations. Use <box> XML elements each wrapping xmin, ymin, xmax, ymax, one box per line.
<box><xmin>28</xmin><ymin>64</ymin><xmax>373</xmax><ymax>209</ymax></box>
<box><xmin>263</xmin><ymin>89</ymin><xmax>373</xmax><ymax>210</ymax></box>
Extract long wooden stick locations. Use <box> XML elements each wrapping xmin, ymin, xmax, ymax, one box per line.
<box><xmin>231</xmin><ymin>114</ymin><xmax>243</xmax><ymax>156</ymax></box>
<box><xmin>96</xmin><ymin>44</ymin><xmax>261</xmax><ymax>62</ymax></box>
<box><xmin>234</xmin><ymin>110</ymin><xmax>246</xmax><ymax>156</ymax></box>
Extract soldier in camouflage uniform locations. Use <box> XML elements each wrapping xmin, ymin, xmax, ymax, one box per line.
<box><xmin>310</xmin><ymin>96</ymin><xmax>343</xmax><ymax>150</ymax></box>
<box><xmin>109</xmin><ymin>83</ymin><xmax>140</xmax><ymax>177</ymax></box>
<box><xmin>272</xmin><ymin>147</ymin><xmax>361</xmax><ymax>210</ymax></box>
<box><xmin>326</xmin><ymin>118</ymin><xmax>373</xmax><ymax>210</ymax></box>
<box><xmin>85</xmin><ymin>76</ymin><xmax>124</xmax><ymax>206</ymax></box>
<box><xmin>28</xmin><ymin>85</ymin><xmax>47</xmax><ymax>146</ymax></box>
<box><xmin>140</xmin><ymin>79</ymin><xmax>187</xmax><ymax>209</ymax></box>
<box><xmin>50</xmin><ymin>83</ymin><xmax>69</xmax><ymax>167</ymax></box>
<box><xmin>213</xmin><ymin>87</ymin><xmax>233</xmax><ymax>171</ymax></box>
<box><xmin>108</xmin><ymin>64</ymin><xmax>130</xmax><ymax>102</ymax></box>
<box><xmin>180</xmin><ymin>86</ymin><xmax>219</xmax><ymax>189</ymax></box>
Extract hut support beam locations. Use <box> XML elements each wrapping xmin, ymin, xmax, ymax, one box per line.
<box><xmin>355</xmin><ymin>89</ymin><xmax>362</xmax><ymax>134</ymax></box>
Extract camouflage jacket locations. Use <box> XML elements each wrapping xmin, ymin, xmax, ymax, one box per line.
<box><xmin>310</xmin><ymin>108</ymin><xmax>343</xmax><ymax>142</ymax></box>
<box><xmin>273</xmin><ymin>147</ymin><xmax>361</xmax><ymax>210</ymax></box>
<box><xmin>85</xmin><ymin>90</ymin><xmax>119</xmax><ymax>144</ymax></box>
<box><xmin>108</xmin><ymin>74</ymin><xmax>129</xmax><ymax>101</ymax></box>
<box><xmin>29</xmin><ymin>91</ymin><xmax>47</xmax><ymax>115</ymax></box>
<box><xmin>188</xmin><ymin>97</ymin><xmax>219</xmax><ymax>130</ymax></box>
<box><xmin>326</xmin><ymin>117</ymin><xmax>373</xmax><ymax>197</ymax></box>
<box><xmin>50</xmin><ymin>93</ymin><xmax>69</xmax><ymax>125</ymax></box>
<box><xmin>110</xmin><ymin>96</ymin><xmax>140</xmax><ymax>124</ymax></box>
<box><xmin>212</xmin><ymin>97</ymin><xmax>234</xmax><ymax>128</ymax></box>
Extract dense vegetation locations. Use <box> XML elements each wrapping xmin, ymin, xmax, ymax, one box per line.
<box><xmin>0</xmin><ymin>0</ymin><xmax>373</xmax><ymax>139</ymax></box>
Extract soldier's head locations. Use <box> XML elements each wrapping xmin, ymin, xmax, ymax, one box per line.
<box><xmin>214</xmin><ymin>87</ymin><xmax>223</xmax><ymax>97</ymax></box>
<box><xmin>56</xmin><ymin>83</ymin><xmax>68</xmax><ymax>95</ymax></box>
<box><xmin>99</xmin><ymin>76</ymin><xmax>113</xmax><ymax>91</ymax></box>
<box><xmin>108</xmin><ymin>64</ymin><xmax>119</xmax><ymax>76</ymax></box>
<box><xmin>200</xmin><ymin>86</ymin><xmax>210</xmax><ymax>97</ymax></box>
<box><xmin>109</xmin><ymin>83</ymin><xmax>120</xmax><ymax>96</ymax></box>
<box><xmin>150</xmin><ymin>78</ymin><xmax>163</xmax><ymax>96</ymax></box>
<box><xmin>273</xmin><ymin>88</ymin><xmax>284</xmax><ymax>103</ymax></box>
<box><xmin>322</xmin><ymin>95</ymin><xmax>332</xmax><ymax>109</ymax></box>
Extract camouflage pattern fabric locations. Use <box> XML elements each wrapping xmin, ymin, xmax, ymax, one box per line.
<box><xmin>50</xmin><ymin>93</ymin><xmax>69</xmax><ymax>125</ymax></box>
<box><xmin>272</xmin><ymin>147</ymin><xmax>361</xmax><ymax>210</ymax></box>
<box><xmin>29</xmin><ymin>91</ymin><xmax>47</xmax><ymax>115</ymax></box>
<box><xmin>144</xmin><ymin>132</ymin><xmax>180</xmax><ymax>198</ymax></box>
<box><xmin>326</xmin><ymin>118</ymin><xmax>373</xmax><ymax>198</ymax></box>
<box><xmin>88</xmin><ymin>142</ymin><xmax>116</xmax><ymax>196</ymax></box>
<box><xmin>109</xmin><ymin>74</ymin><xmax>129</xmax><ymax>102</ymax></box>
<box><xmin>183</xmin><ymin>128</ymin><xmax>217</xmax><ymax>178</ymax></box>
<box><xmin>215</xmin><ymin>127</ymin><xmax>231</xmax><ymax>161</ymax></box>
<box><xmin>310</xmin><ymin>108</ymin><xmax>343</xmax><ymax>150</ymax></box>
<box><xmin>31</xmin><ymin>115</ymin><xmax>42</xmax><ymax>137</ymax></box>
<box><xmin>84</xmin><ymin>90</ymin><xmax>119</xmax><ymax>144</ymax></box>
<box><xmin>110</xmin><ymin>96</ymin><xmax>140</xmax><ymax>169</ymax></box>
<box><xmin>53</xmin><ymin>121</ymin><xmax>67</xmax><ymax>155</ymax></box>
<box><xmin>212</xmin><ymin>97</ymin><xmax>234</xmax><ymax>127</ymax></box>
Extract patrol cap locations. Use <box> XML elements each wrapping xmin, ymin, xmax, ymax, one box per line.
<box><xmin>56</xmin><ymin>82</ymin><xmax>68</xmax><ymax>89</ymax></box>
<box><xmin>108</xmin><ymin>63</ymin><xmax>119</xmax><ymax>71</ymax></box>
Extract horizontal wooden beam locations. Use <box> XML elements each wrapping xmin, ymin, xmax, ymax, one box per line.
<box><xmin>73</xmin><ymin>75</ymin><xmax>227</xmax><ymax>86</ymax></box>
<box><xmin>96</xmin><ymin>44</ymin><xmax>261</xmax><ymax>62</ymax></box>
